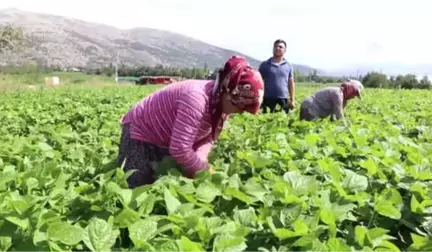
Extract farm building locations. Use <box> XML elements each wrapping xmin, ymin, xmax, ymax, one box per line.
<box><xmin>135</xmin><ymin>76</ymin><xmax>183</xmax><ymax>85</ymax></box>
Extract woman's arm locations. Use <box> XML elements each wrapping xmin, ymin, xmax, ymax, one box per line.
<box><xmin>195</xmin><ymin>136</ymin><xmax>215</xmax><ymax>174</ymax></box>
<box><xmin>332</xmin><ymin>93</ymin><xmax>347</xmax><ymax>126</ymax></box>
<box><xmin>195</xmin><ymin>135</ymin><xmax>213</xmax><ymax>162</ymax></box>
<box><xmin>169</xmin><ymin>91</ymin><xmax>210</xmax><ymax>178</ymax></box>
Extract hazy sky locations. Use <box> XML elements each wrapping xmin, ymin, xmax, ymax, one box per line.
<box><xmin>0</xmin><ymin>0</ymin><xmax>430</xmax><ymax>70</ymax></box>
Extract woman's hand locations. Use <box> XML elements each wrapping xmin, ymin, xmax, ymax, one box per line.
<box><xmin>208</xmin><ymin>167</ymin><xmax>216</xmax><ymax>174</ymax></box>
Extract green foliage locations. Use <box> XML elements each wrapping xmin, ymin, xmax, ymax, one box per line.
<box><xmin>0</xmin><ymin>85</ymin><xmax>432</xmax><ymax>251</ymax></box>
<box><xmin>362</xmin><ymin>72</ymin><xmax>389</xmax><ymax>88</ymax></box>
<box><xmin>294</xmin><ymin>69</ymin><xmax>345</xmax><ymax>84</ymax></box>
<box><xmin>362</xmin><ymin>72</ymin><xmax>431</xmax><ymax>90</ymax></box>
<box><xmin>88</xmin><ymin>63</ymin><xmax>211</xmax><ymax>79</ymax></box>
<box><xmin>0</xmin><ymin>25</ymin><xmax>24</xmax><ymax>53</ymax></box>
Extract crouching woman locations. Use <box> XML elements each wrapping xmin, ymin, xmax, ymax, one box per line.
<box><xmin>299</xmin><ymin>80</ymin><xmax>363</xmax><ymax>125</ymax></box>
<box><xmin>117</xmin><ymin>56</ymin><xmax>264</xmax><ymax>188</ymax></box>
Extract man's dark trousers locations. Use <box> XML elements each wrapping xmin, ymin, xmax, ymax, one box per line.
<box><xmin>261</xmin><ymin>98</ymin><xmax>289</xmax><ymax>113</ymax></box>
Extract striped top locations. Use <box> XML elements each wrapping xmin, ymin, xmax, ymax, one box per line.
<box><xmin>121</xmin><ymin>79</ymin><xmax>221</xmax><ymax>177</ymax></box>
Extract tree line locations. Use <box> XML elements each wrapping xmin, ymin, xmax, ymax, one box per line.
<box><xmin>89</xmin><ymin>63</ymin><xmax>211</xmax><ymax>80</ymax></box>
<box><xmin>89</xmin><ymin>64</ymin><xmax>348</xmax><ymax>84</ymax></box>
<box><xmin>359</xmin><ymin>72</ymin><xmax>431</xmax><ymax>89</ymax></box>
<box><xmin>93</xmin><ymin>65</ymin><xmax>432</xmax><ymax>90</ymax></box>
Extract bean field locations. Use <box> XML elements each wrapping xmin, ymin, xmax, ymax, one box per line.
<box><xmin>0</xmin><ymin>83</ymin><xmax>431</xmax><ymax>251</ymax></box>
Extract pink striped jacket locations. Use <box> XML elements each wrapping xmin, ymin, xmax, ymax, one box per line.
<box><xmin>121</xmin><ymin>79</ymin><xmax>222</xmax><ymax>177</ymax></box>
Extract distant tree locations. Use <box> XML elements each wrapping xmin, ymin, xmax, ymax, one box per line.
<box><xmin>294</xmin><ymin>68</ymin><xmax>301</xmax><ymax>78</ymax></box>
<box><xmin>361</xmin><ymin>72</ymin><xmax>388</xmax><ymax>88</ymax></box>
<box><xmin>418</xmin><ymin>75</ymin><xmax>431</xmax><ymax>89</ymax></box>
<box><xmin>311</xmin><ymin>69</ymin><xmax>318</xmax><ymax>81</ymax></box>
<box><xmin>0</xmin><ymin>24</ymin><xmax>24</xmax><ymax>53</ymax></box>
<box><xmin>294</xmin><ymin>68</ymin><xmax>305</xmax><ymax>82</ymax></box>
<box><xmin>322</xmin><ymin>77</ymin><xmax>333</xmax><ymax>84</ymax></box>
<box><xmin>400</xmin><ymin>74</ymin><xmax>418</xmax><ymax>89</ymax></box>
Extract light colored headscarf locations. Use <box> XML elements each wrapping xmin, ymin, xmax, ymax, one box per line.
<box><xmin>341</xmin><ymin>79</ymin><xmax>363</xmax><ymax>100</ymax></box>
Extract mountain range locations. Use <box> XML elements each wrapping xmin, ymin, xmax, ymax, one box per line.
<box><xmin>0</xmin><ymin>8</ymin><xmax>316</xmax><ymax>74</ymax></box>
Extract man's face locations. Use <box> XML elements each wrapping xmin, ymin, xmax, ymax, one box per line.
<box><xmin>273</xmin><ymin>42</ymin><xmax>286</xmax><ymax>57</ymax></box>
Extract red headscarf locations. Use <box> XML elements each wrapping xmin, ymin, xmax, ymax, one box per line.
<box><xmin>341</xmin><ymin>80</ymin><xmax>363</xmax><ymax>101</ymax></box>
<box><xmin>210</xmin><ymin>56</ymin><xmax>264</xmax><ymax>139</ymax></box>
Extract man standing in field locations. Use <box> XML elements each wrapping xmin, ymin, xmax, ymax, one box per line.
<box><xmin>259</xmin><ymin>39</ymin><xmax>296</xmax><ymax>113</ymax></box>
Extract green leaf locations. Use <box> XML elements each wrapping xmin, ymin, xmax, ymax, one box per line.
<box><xmin>368</xmin><ymin>227</ymin><xmax>390</xmax><ymax>241</ymax></box>
<box><xmin>33</xmin><ymin>229</ymin><xmax>47</xmax><ymax>245</ymax></box>
<box><xmin>292</xmin><ymin>234</ymin><xmax>316</xmax><ymax>247</ymax></box>
<box><xmin>212</xmin><ymin>234</ymin><xmax>247</xmax><ymax>252</ymax></box>
<box><xmin>177</xmin><ymin>236</ymin><xmax>204</xmax><ymax>252</ymax></box>
<box><xmin>47</xmin><ymin>222</ymin><xmax>84</xmax><ymax>246</ymax></box>
<box><xmin>5</xmin><ymin>216</ymin><xmax>29</xmax><ymax>230</ymax></box>
<box><xmin>195</xmin><ymin>182</ymin><xmax>221</xmax><ymax>203</ymax></box>
<box><xmin>0</xmin><ymin>236</ymin><xmax>12</xmax><ymax>252</ymax></box>
<box><xmin>273</xmin><ymin>220</ymin><xmax>308</xmax><ymax>240</ymax></box>
<box><xmin>48</xmin><ymin>241</ymin><xmax>70</xmax><ymax>252</ymax></box>
<box><xmin>224</xmin><ymin>187</ymin><xmax>254</xmax><ymax>204</ymax></box>
<box><xmin>374</xmin><ymin>201</ymin><xmax>401</xmax><ymax>219</ymax></box>
<box><xmin>320</xmin><ymin>209</ymin><xmax>337</xmax><ymax>237</ymax></box>
<box><xmin>355</xmin><ymin>225</ymin><xmax>368</xmax><ymax>247</ymax></box>
<box><xmin>283</xmin><ymin>171</ymin><xmax>318</xmax><ymax>195</ymax></box>
<box><xmin>409</xmin><ymin>233</ymin><xmax>431</xmax><ymax>250</ymax></box>
<box><xmin>375</xmin><ymin>240</ymin><xmax>400</xmax><ymax>252</ymax></box>
<box><xmin>242</xmin><ymin>179</ymin><xmax>268</xmax><ymax>202</ymax></box>
<box><xmin>410</xmin><ymin>195</ymin><xmax>424</xmax><ymax>214</ymax></box>
<box><xmin>82</xmin><ymin>218</ymin><xmax>119</xmax><ymax>252</ymax></box>
<box><xmin>359</xmin><ymin>157</ymin><xmax>378</xmax><ymax>175</ymax></box>
<box><xmin>38</xmin><ymin>142</ymin><xmax>53</xmax><ymax>152</ymax></box>
<box><xmin>326</xmin><ymin>238</ymin><xmax>352</xmax><ymax>251</ymax></box>
<box><xmin>114</xmin><ymin>207</ymin><xmax>141</xmax><ymax>228</ymax></box>
<box><xmin>129</xmin><ymin>219</ymin><xmax>158</xmax><ymax>247</ymax></box>
<box><xmin>136</xmin><ymin>193</ymin><xmax>156</xmax><ymax>215</ymax></box>
<box><xmin>156</xmin><ymin>240</ymin><xmax>181</xmax><ymax>251</ymax></box>
<box><xmin>320</xmin><ymin>209</ymin><xmax>336</xmax><ymax>225</ymax></box>
<box><xmin>106</xmin><ymin>181</ymin><xmax>133</xmax><ymax>206</ymax></box>
<box><xmin>233</xmin><ymin>207</ymin><xmax>257</xmax><ymax>227</ymax></box>
<box><xmin>379</xmin><ymin>188</ymin><xmax>403</xmax><ymax>205</ymax></box>
<box><xmin>164</xmin><ymin>188</ymin><xmax>181</xmax><ymax>214</ymax></box>
<box><xmin>343</xmin><ymin>169</ymin><xmax>368</xmax><ymax>193</ymax></box>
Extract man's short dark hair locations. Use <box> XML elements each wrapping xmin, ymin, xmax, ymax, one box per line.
<box><xmin>273</xmin><ymin>39</ymin><xmax>286</xmax><ymax>48</ymax></box>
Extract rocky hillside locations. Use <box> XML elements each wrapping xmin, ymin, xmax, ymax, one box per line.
<box><xmin>0</xmin><ymin>8</ymin><xmax>315</xmax><ymax>73</ymax></box>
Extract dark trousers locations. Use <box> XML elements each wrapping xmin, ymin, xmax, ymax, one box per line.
<box><xmin>261</xmin><ymin>98</ymin><xmax>289</xmax><ymax>113</ymax></box>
